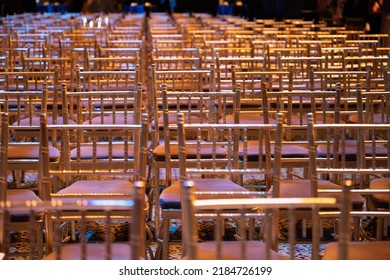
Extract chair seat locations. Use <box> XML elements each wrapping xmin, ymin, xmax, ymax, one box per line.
<box><xmin>322</xmin><ymin>241</ymin><xmax>390</xmax><ymax>260</ymax></box>
<box><xmin>290</xmin><ymin>114</ymin><xmax>344</xmax><ymax>125</ymax></box>
<box><xmin>275</xmin><ymin>179</ymin><xmax>365</xmax><ymax>210</ymax></box>
<box><xmin>44</xmin><ymin>243</ymin><xmax>142</xmax><ymax>260</ymax></box>
<box><xmin>159</xmin><ymin>178</ymin><xmax>247</xmax><ymax>209</ymax></box>
<box><xmin>182</xmin><ymin>241</ymin><xmax>283</xmax><ymax>260</ymax></box>
<box><xmin>14</xmin><ymin>116</ymin><xmax>76</xmax><ymax>126</ymax></box>
<box><xmin>55</xmin><ymin>180</ymin><xmax>149</xmax><ymax>205</ymax></box>
<box><xmin>157</xmin><ymin>113</ymin><xmax>203</xmax><ymax>126</ymax></box>
<box><xmin>316</xmin><ymin>140</ymin><xmax>388</xmax><ymax>160</ymax></box>
<box><xmin>6</xmin><ymin>189</ymin><xmax>44</xmax><ymax>222</ymax></box>
<box><xmin>240</xmin><ymin>141</ymin><xmax>308</xmax><ymax>160</ymax></box>
<box><xmin>349</xmin><ymin>113</ymin><xmax>387</xmax><ymax>124</ymax></box>
<box><xmin>8</xmin><ymin>143</ymin><xmax>60</xmax><ymax>161</ymax></box>
<box><xmin>83</xmin><ymin>114</ymin><xmax>136</xmax><ymax>125</ymax></box>
<box><xmin>369</xmin><ymin>178</ymin><xmax>390</xmax><ymax>209</ymax></box>
<box><xmin>70</xmin><ymin>144</ymin><xmax>135</xmax><ymax>159</ymax></box>
<box><xmin>153</xmin><ymin>140</ymin><xmax>227</xmax><ymax>161</ymax></box>
<box><xmin>223</xmin><ymin>112</ymin><xmax>269</xmax><ymax>124</ymax></box>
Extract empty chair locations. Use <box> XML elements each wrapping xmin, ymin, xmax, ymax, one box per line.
<box><xmin>43</xmin><ymin>182</ymin><xmax>146</xmax><ymax>260</ymax></box>
<box><xmin>150</xmin><ymin>86</ymin><xmax>240</xmax><ymax>238</ymax></box>
<box><xmin>39</xmin><ymin>112</ymin><xmax>151</xmax><ymax>257</ymax></box>
<box><xmin>0</xmin><ymin>84</ymin><xmax>63</xmax><ymax>188</ymax></box>
<box><xmin>1</xmin><ymin>183</ymin><xmax>146</xmax><ymax>260</ymax></box>
<box><xmin>157</xmin><ymin>112</ymin><xmax>284</xmax><ymax>259</ymax></box>
<box><xmin>0</xmin><ymin>112</ymin><xmax>45</xmax><ymax>259</ymax></box>
<box><xmin>73</xmin><ymin>64</ymin><xmax>140</xmax><ymax>92</ymax></box>
<box><xmin>63</xmin><ymin>83</ymin><xmax>144</xmax><ymax>126</ymax></box>
<box><xmin>181</xmin><ymin>181</ymin><xmax>338</xmax><ymax>260</ymax></box>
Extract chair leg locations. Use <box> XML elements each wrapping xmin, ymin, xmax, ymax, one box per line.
<box><xmin>153</xmin><ymin>167</ymin><xmax>161</xmax><ymax>239</ymax></box>
<box><xmin>12</xmin><ymin>170</ymin><xmax>23</xmax><ymax>188</ymax></box>
<box><xmin>377</xmin><ymin>217</ymin><xmax>384</xmax><ymax>240</ymax></box>
<box><xmin>162</xmin><ymin>214</ymin><xmax>170</xmax><ymax>260</ymax></box>
<box><xmin>352</xmin><ymin>217</ymin><xmax>360</xmax><ymax>241</ymax></box>
<box><xmin>302</xmin><ymin>219</ymin><xmax>307</xmax><ymax>239</ymax></box>
<box><xmin>36</xmin><ymin>222</ymin><xmax>44</xmax><ymax>259</ymax></box>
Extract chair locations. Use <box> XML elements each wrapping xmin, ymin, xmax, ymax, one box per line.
<box><xmin>0</xmin><ymin>69</ymin><xmax>59</xmax><ymax>92</ymax></box>
<box><xmin>306</xmin><ymin>121</ymin><xmax>390</xmax><ymax>259</ymax></box>
<box><xmin>73</xmin><ymin>64</ymin><xmax>140</xmax><ymax>92</ymax></box>
<box><xmin>215</xmin><ymin>54</ymin><xmax>267</xmax><ymax>92</ymax></box>
<box><xmin>85</xmin><ymin>50</ymin><xmax>140</xmax><ymax>72</ymax></box>
<box><xmin>43</xmin><ymin>182</ymin><xmax>146</xmax><ymax>260</ymax></box>
<box><xmin>149</xmin><ymin>65</ymin><xmax>215</xmax><ymax>144</ymax></box>
<box><xmin>0</xmin><ymin>83</ymin><xmax>65</xmax><ymax>189</ymax></box>
<box><xmin>0</xmin><ymin>112</ymin><xmax>45</xmax><ymax>259</ymax></box>
<box><xmin>181</xmin><ymin>181</ymin><xmax>338</xmax><ymax>260</ymax></box>
<box><xmin>39</xmin><ymin>112</ymin><xmax>151</xmax><ymax>258</ymax></box>
<box><xmin>157</xmin><ymin>112</ymin><xmax>284</xmax><ymax>259</ymax></box>
<box><xmin>150</xmin><ymin>86</ymin><xmax>240</xmax><ymax>238</ymax></box>
<box><xmin>1</xmin><ymin>182</ymin><xmax>146</xmax><ymax>260</ymax></box>
<box><xmin>63</xmin><ymin>83</ymin><xmax>143</xmax><ymax>126</ymax></box>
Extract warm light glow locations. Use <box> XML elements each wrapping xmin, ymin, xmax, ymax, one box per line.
<box><xmin>82</xmin><ymin>17</ymin><xmax>87</xmax><ymax>27</ymax></box>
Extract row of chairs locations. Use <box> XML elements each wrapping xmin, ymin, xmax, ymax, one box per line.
<box><xmin>2</xmin><ymin>108</ymin><xmax>389</xmax><ymax>260</ymax></box>
<box><xmin>0</xmin><ymin>11</ymin><xmax>389</xmax><ymax>260</ymax></box>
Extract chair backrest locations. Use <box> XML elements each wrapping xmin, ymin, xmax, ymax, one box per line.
<box><xmin>63</xmin><ymin>82</ymin><xmax>143</xmax><ymax>126</ymax></box>
<box><xmin>1</xmin><ymin>182</ymin><xmax>146</xmax><ymax>260</ymax></box>
<box><xmin>74</xmin><ymin>64</ymin><xmax>140</xmax><ymax>92</ymax></box>
<box><xmin>308</xmin><ymin>112</ymin><xmax>390</xmax><ymax>186</ymax></box>
<box><xmin>177</xmin><ymin>112</ymin><xmax>284</xmax><ymax>191</ymax></box>
<box><xmin>0</xmin><ymin>69</ymin><xmax>59</xmax><ymax>92</ymax></box>
<box><xmin>181</xmin><ymin>181</ymin><xmax>338</xmax><ymax>260</ymax></box>
<box><xmin>156</xmin><ymin>86</ymin><xmax>241</xmax><ymax>184</ymax></box>
<box><xmin>39</xmin><ymin>112</ymin><xmax>149</xmax><ymax>199</ymax></box>
<box><xmin>307</xmin><ymin>113</ymin><xmax>390</xmax><ymax>258</ymax></box>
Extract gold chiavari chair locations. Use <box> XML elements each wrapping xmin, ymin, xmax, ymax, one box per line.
<box><xmin>43</xmin><ymin>183</ymin><xmax>146</xmax><ymax>260</ymax></box>
<box><xmin>181</xmin><ymin>182</ymin><xmax>338</xmax><ymax>260</ymax></box>
<box><xmin>306</xmin><ymin>120</ymin><xmax>390</xmax><ymax>259</ymax></box>
<box><xmin>0</xmin><ymin>112</ymin><xmax>46</xmax><ymax>259</ymax></box>
<box><xmin>39</xmin><ymin>113</ymin><xmax>152</xmax><ymax>257</ymax></box>
<box><xmin>150</xmin><ymin>86</ymin><xmax>240</xmax><ymax>241</ymax></box>
<box><xmin>156</xmin><ymin>112</ymin><xmax>284</xmax><ymax>259</ymax></box>
<box><xmin>1</xmin><ymin>183</ymin><xmax>146</xmax><ymax>260</ymax></box>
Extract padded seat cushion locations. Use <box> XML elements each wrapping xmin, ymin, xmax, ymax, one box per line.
<box><xmin>322</xmin><ymin>241</ymin><xmax>390</xmax><ymax>260</ymax></box>
<box><xmin>290</xmin><ymin>115</ymin><xmax>344</xmax><ymax>125</ymax></box>
<box><xmin>184</xmin><ymin>241</ymin><xmax>283</xmax><ymax>260</ymax></box>
<box><xmin>157</xmin><ymin>113</ymin><xmax>202</xmax><ymax>125</ymax></box>
<box><xmin>369</xmin><ymin>178</ymin><xmax>390</xmax><ymax>209</ymax></box>
<box><xmin>14</xmin><ymin>116</ymin><xmax>76</xmax><ymax>126</ymax></box>
<box><xmin>84</xmin><ymin>114</ymin><xmax>135</xmax><ymax>125</ymax></box>
<box><xmin>8</xmin><ymin>144</ymin><xmax>60</xmax><ymax>161</ymax></box>
<box><xmin>349</xmin><ymin>113</ymin><xmax>387</xmax><ymax>124</ymax></box>
<box><xmin>275</xmin><ymin>179</ymin><xmax>365</xmax><ymax>210</ymax></box>
<box><xmin>6</xmin><ymin>189</ymin><xmax>44</xmax><ymax>222</ymax></box>
<box><xmin>70</xmin><ymin>144</ymin><xmax>135</xmax><ymax>159</ymax></box>
<box><xmin>44</xmin><ymin>243</ymin><xmax>141</xmax><ymax>260</ymax></box>
<box><xmin>153</xmin><ymin>140</ymin><xmax>227</xmax><ymax>161</ymax></box>
<box><xmin>55</xmin><ymin>180</ymin><xmax>149</xmax><ymax>205</ymax></box>
<box><xmin>316</xmin><ymin>140</ymin><xmax>388</xmax><ymax>160</ymax></box>
<box><xmin>223</xmin><ymin>112</ymin><xmax>270</xmax><ymax>124</ymax></box>
<box><xmin>159</xmin><ymin>178</ymin><xmax>247</xmax><ymax>209</ymax></box>
<box><xmin>240</xmin><ymin>141</ymin><xmax>308</xmax><ymax>160</ymax></box>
